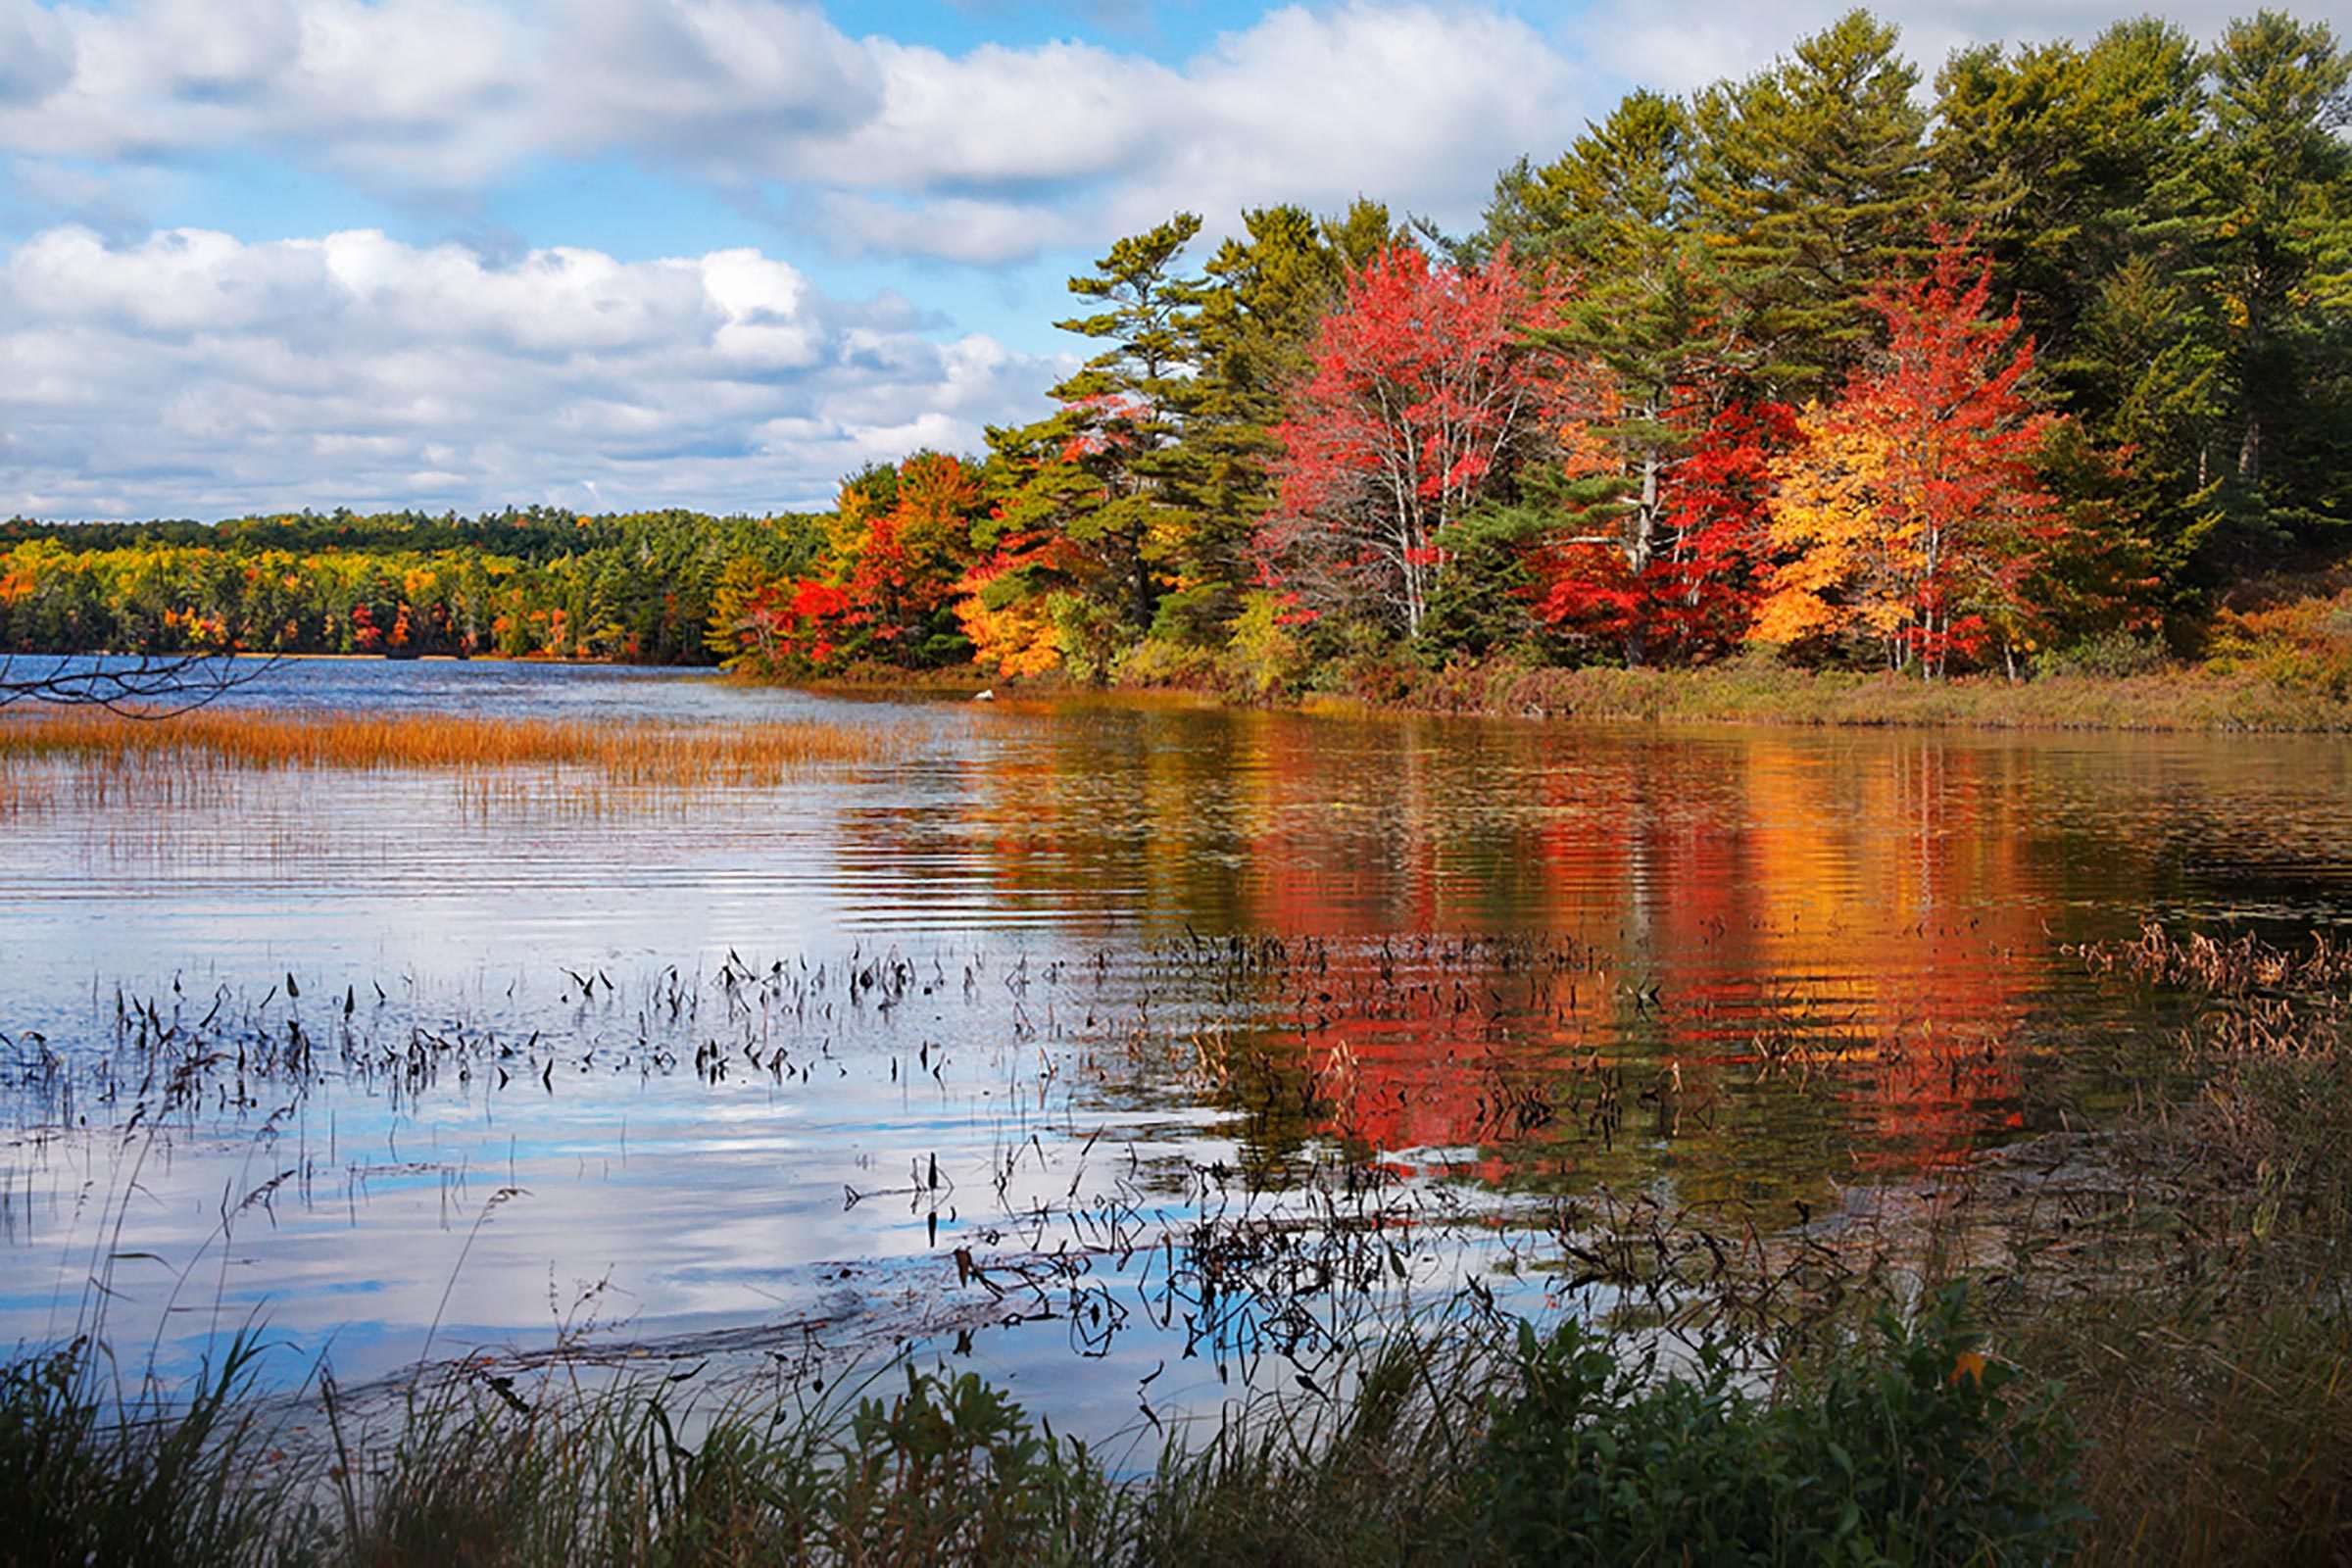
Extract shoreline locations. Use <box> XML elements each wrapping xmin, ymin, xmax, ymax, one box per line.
<box><xmin>814</xmin><ymin>659</ymin><xmax>2352</xmax><ymax>735</ymax></box>
<box><xmin>17</xmin><ymin>648</ymin><xmax>2352</xmax><ymax>734</ymax></box>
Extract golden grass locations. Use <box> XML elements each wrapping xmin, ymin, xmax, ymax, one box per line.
<box><xmin>0</xmin><ymin>706</ymin><xmax>886</xmax><ymax>788</ymax></box>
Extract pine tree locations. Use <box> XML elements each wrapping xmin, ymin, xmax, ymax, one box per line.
<box><xmin>1172</xmin><ymin>201</ymin><xmax>1394</xmax><ymax>639</ymax></box>
<box><xmin>1503</xmin><ymin>90</ymin><xmax>1761</xmax><ymax>662</ymax></box>
<box><xmin>983</xmin><ymin>215</ymin><xmax>1205</xmax><ymax>647</ymax></box>
<box><xmin>1690</xmin><ymin>10</ymin><xmax>1932</xmax><ymax>393</ymax></box>
<box><xmin>2193</xmin><ymin>11</ymin><xmax>2352</xmax><ymax>550</ymax></box>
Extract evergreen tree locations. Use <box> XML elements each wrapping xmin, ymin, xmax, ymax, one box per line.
<box><xmin>984</xmin><ymin>215</ymin><xmax>1206</xmax><ymax>644</ymax></box>
<box><xmin>2193</xmin><ymin>11</ymin><xmax>2352</xmax><ymax>553</ymax></box>
<box><xmin>1171</xmin><ymin>201</ymin><xmax>1393</xmax><ymax>639</ymax></box>
<box><xmin>1509</xmin><ymin>92</ymin><xmax>1759</xmax><ymax>662</ymax></box>
<box><xmin>1690</xmin><ymin>10</ymin><xmax>1932</xmax><ymax>393</ymax></box>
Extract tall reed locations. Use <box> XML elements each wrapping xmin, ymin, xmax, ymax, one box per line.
<box><xmin>0</xmin><ymin>707</ymin><xmax>888</xmax><ymax>789</ymax></box>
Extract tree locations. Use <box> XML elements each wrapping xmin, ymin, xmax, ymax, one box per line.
<box><xmin>2193</xmin><ymin>12</ymin><xmax>2352</xmax><ymax>548</ymax></box>
<box><xmin>1691</xmin><ymin>10</ymin><xmax>1934</xmax><ymax>393</ymax></box>
<box><xmin>0</xmin><ymin>653</ymin><xmax>276</xmax><ymax>713</ymax></box>
<box><xmin>1264</xmin><ymin>245</ymin><xmax>1563</xmax><ymax>638</ymax></box>
<box><xmin>1754</xmin><ymin>235</ymin><xmax>2063</xmax><ymax>675</ymax></box>
<box><xmin>840</xmin><ymin>453</ymin><xmax>985</xmax><ymax>662</ymax></box>
<box><xmin>983</xmin><ymin>215</ymin><xmax>1205</xmax><ymax>651</ymax></box>
<box><xmin>1172</xmin><ymin>200</ymin><xmax>1396</xmax><ymax>640</ymax></box>
<box><xmin>1495</xmin><ymin>89</ymin><xmax>1767</xmax><ymax>663</ymax></box>
<box><xmin>1932</xmin><ymin>21</ymin><xmax>2207</xmax><ymax>374</ymax></box>
<box><xmin>1528</xmin><ymin>400</ymin><xmax>1794</xmax><ymax>662</ymax></box>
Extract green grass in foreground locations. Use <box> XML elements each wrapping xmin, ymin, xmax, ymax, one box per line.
<box><xmin>2</xmin><ymin>1287</ymin><xmax>2077</xmax><ymax>1568</ymax></box>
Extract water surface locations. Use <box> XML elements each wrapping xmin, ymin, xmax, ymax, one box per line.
<box><xmin>5</xmin><ymin>660</ymin><xmax>2349</xmax><ymax>1440</ymax></box>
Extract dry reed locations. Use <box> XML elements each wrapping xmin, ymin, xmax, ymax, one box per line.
<box><xmin>0</xmin><ymin>706</ymin><xmax>886</xmax><ymax>789</ymax></box>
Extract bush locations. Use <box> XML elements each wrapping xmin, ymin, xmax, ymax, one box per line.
<box><xmin>2034</xmin><ymin>630</ymin><xmax>2171</xmax><ymax>679</ymax></box>
<box><xmin>1481</xmin><ymin>1284</ymin><xmax>2085</xmax><ymax>1566</ymax></box>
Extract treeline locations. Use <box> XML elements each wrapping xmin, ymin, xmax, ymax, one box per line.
<box><xmin>0</xmin><ymin>509</ymin><xmax>827</xmax><ymax>662</ymax></box>
<box><xmin>6</xmin><ymin>9</ymin><xmax>2349</xmax><ymax>689</ymax></box>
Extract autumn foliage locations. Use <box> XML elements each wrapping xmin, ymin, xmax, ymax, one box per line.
<box><xmin>1266</xmin><ymin>245</ymin><xmax>1567</xmax><ymax>638</ymax></box>
<box><xmin>1530</xmin><ymin>400</ymin><xmax>1796</xmax><ymax>662</ymax></box>
<box><xmin>1753</xmin><ymin>235</ymin><xmax>2064</xmax><ymax>674</ymax></box>
<box><xmin>709</xmin><ymin>453</ymin><xmax>989</xmax><ymax>676</ymax></box>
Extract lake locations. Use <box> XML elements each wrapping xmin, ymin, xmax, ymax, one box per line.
<box><xmin>5</xmin><ymin>659</ymin><xmax>2351</xmax><ymax>1444</ymax></box>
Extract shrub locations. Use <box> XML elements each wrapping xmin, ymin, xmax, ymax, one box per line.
<box><xmin>2034</xmin><ymin>629</ymin><xmax>2171</xmax><ymax>679</ymax></box>
<box><xmin>1481</xmin><ymin>1284</ymin><xmax>2085</xmax><ymax>1566</ymax></box>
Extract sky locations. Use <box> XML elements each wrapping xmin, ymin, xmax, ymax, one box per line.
<box><xmin>0</xmin><ymin>0</ymin><xmax>2331</xmax><ymax>520</ymax></box>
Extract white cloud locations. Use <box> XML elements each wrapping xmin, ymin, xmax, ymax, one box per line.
<box><xmin>0</xmin><ymin>225</ymin><xmax>1060</xmax><ymax>517</ymax></box>
<box><xmin>0</xmin><ymin>1</ymin><xmax>73</xmax><ymax>107</ymax></box>
<box><xmin>0</xmin><ymin>0</ymin><xmax>1599</xmax><ymax>262</ymax></box>
<box><xmin>1569</xmin><ymin>1</ymin><xmax>2273</xmax><ymax>98</ymax></box>
<box><xmin>0</xmin><ymin>0</ymin><xmax>2294</xmax><ymax>268</ymax></box>
<box><xmin>0</xmin><ymin>0</ymin><xmax>2293</xmax><ymax>515</ymax></box>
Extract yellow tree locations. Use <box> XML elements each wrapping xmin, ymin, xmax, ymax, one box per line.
<box><xmin>1753</xmin><ymin>234</ymin><xmax>2061</xmax><ymax>676</ymax></box>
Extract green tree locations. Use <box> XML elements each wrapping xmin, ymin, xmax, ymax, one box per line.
<box><xmin>1498</xmin><ymin>90</ymin><xmax>1757</xmax><ymax>663</ymax></box>
<box><xmin>984</xmin><ymin>215</ymin><xmax>1205</xmax><ymax>648</ymax></box>
<box><xmin>2194</xmin><ymin>11</ymin><xmax>2352</xmax><ymax>552</ymax></box>
<box><xmin>1690</xmin><ymin>9</ymin><xmax>1932</xmax><ymax>393</ymax></box>
<box><xmin>1173</xmin><ymin>200</ymin><xmax>1395</xmax><ymax>639</ymax></box>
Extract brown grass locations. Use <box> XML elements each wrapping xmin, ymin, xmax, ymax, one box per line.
<box><xmin>1291</xmin><ymin>655</ymin><xmax>2352</xmax><ymax>732</ymax></box>
<box><xmin>0</xmin><ymin>706</ymin><xmax>885</xmax><ymax>788</ymax></box>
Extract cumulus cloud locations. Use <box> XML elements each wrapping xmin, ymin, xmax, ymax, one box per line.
<box><xmin>0</xmin><ymin>225</ymin><xmax>1059</xmax><ymax>517</ymax></box>
<box><xmin>1568</xmin><ymin>0</ymin><xmax>2262</xmax><ymax>98</ymax></box>
<box><xmin>0</xmin><ymin>0</ymin><xmax>2283</xmax><ymax>266</ymax></box>
<box><xmin>0</xmin><ymin>0</ymin><xmax>1596</xmax><ymax>263</ymax></box>
<box><xmin>0</xmin><ymin>0</ymin><xmax>2278</xmax><ymax>514</ymax></box>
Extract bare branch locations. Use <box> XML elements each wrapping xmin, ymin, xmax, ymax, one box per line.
<box><xmin>0</xmin><ymin>654</ymin><xmax>282</xmax><ymax>718</ymax></box>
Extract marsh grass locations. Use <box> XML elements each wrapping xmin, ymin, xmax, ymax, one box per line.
<box><xmin>0</xmin><ymin>1330</ymin><xmax>297</xmax><ymax>1568</ymax></box>
<box><xmin>1817</xmin><ymin>925</ymin><xmax>2352</xmax><ymax>1565</ymax></box>
<box><xmin>0</xmin><ymin>706</ymin><xmax>885</xmax><ymax>787</ymax></box>
<box><xmin>13</xmin><ymin>923</ymin><xmax>2352</xmax><ymax>1563</ymax></box>
<box><xmin>1348</xmin><ymin>655</ymin><xmax>2352</xmax><ymax>732</ymax></box>
<box><xmin>1</xmin><ymin>1291</ymin><xmax>2081</xmax><ymax>1568</ymax></box>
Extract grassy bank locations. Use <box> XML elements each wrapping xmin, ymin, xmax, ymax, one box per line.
<box><xmin>6</xmin><ymin>924</ymin><xmax>2347</xmax><ymax>1565</ymax></box>
<box><xmin>3</xmin><ymin>1291</ymin><xmax>2074</xmax><ymax>1568</ymax></box>
<box><xmin>1326</xmin><ymin>657</ymin><xmax>2352</xmax><ymax>733</ymax></box>
<box><xmin>790</xmin><ymin>649</ymin><xmax>2352</xmax><ymax>734</ymax></box>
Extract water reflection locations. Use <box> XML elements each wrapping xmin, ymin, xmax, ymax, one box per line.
<box><xmin>6</xmin><ymin>663</ymin><xmax>2352</xmax><ymax>1437</ymax></box>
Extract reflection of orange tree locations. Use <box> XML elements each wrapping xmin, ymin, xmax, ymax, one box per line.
<box><xmin>1218</xmin><ymin>728</ymin><xmax>2068</xmax><ymax>1181</ymax></box>
<box><xmin>935</xmin><ymin>712</ymin><xmax>2082</xmax><ymax>1182</ymax></box>
<box><xmin>1722</xmin><ymin>736</ymin><xmax>2047</xmax><ymax>1169</ymax></box>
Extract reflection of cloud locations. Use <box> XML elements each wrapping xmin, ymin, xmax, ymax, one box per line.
<box><xmin>0</xmin><ymin>224</ymin><xmax>1059</xmax><ymax>515</ymax></box>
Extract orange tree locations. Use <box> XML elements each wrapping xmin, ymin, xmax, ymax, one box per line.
<box><xmin>1753</xmin><ymin>233</ymin><xmax>2064</xmax><ymax>676</ymax></box>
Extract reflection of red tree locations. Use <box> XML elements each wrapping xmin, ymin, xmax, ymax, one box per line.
<box><xmin>1232</xmin><ymin>726</ymin><xmax>2046</xmax><ymax>1172</ymax></box>
<box><xmin>944</xmin><ymin>709</ymin><xmax>2065</xmax><ymax>1175</ymax></box>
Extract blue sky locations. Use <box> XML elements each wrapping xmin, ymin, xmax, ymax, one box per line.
<box><xmin>0</xmin><ymin>0</ymin><xmax>2317</xmax><ymax>518</ymax></box>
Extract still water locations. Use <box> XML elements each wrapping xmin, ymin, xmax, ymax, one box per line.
<box><xmin>4</xmin><ymin>660</ymin><xmax>2350</xmax><ymax>1440</ymax></box>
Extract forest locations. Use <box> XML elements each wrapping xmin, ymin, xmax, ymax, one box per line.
<box><xmin>5</xmin><ymin>8</ymin><xmax>2350</xmax><ymax>699</ymax></box>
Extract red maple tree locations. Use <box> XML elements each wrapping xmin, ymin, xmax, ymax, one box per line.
<box><xmin>1266</xmin><ymin>245</ymin><xmax>1567</xmax><ymax>638</ymax></box>
<box><xmin>1531</xmin><ymin>399</ymin><xmax>1796</xmax><ymax>661</ymax></box>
